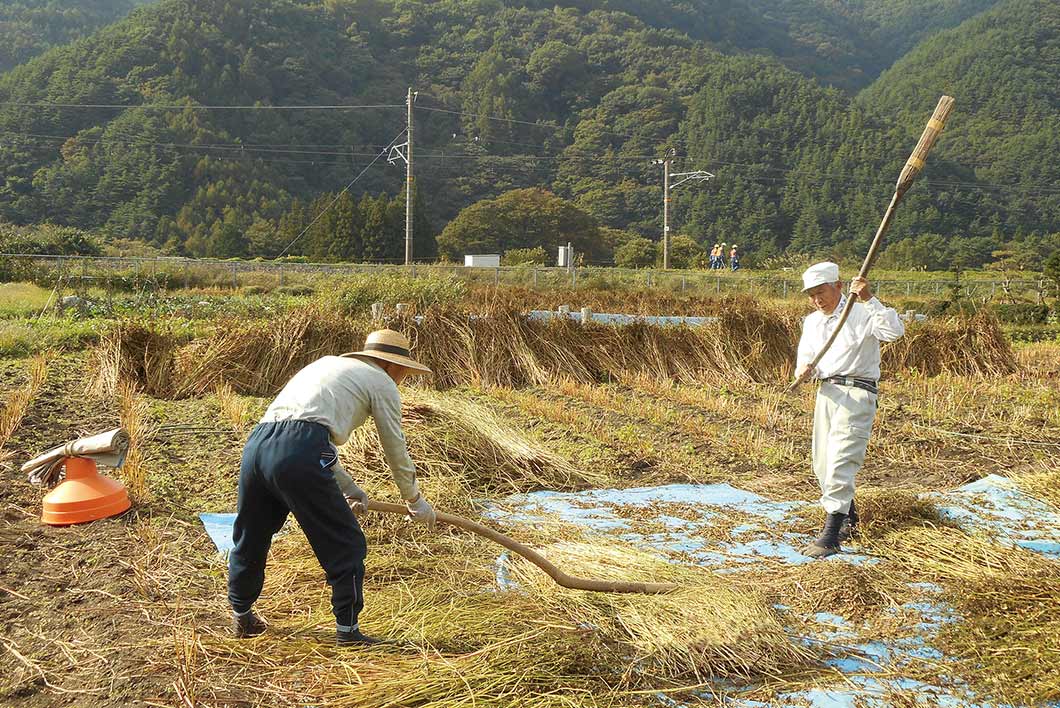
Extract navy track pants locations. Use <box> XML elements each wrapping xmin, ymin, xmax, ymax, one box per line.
<box><xmin>227</xmin><ymin>420</ymin><xmax>367</xmax><ymax>629</ymax></box>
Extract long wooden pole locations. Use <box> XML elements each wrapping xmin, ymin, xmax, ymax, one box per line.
<box><xmin>789</xmin><ymin>95</ymin><xmax>955</xmax><ymax>391</ymax></box>
<box><xmin>366</xmin><ymin>500</ymin><xmax>678</xmax><ymax>595</ymax></box>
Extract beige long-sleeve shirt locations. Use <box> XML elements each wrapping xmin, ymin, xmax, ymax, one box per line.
<box><xmin>796</xmin><ymin>296</ymin><xmax>905</xmax><ymax>381</ymax></box>
<box><xmin>259</xmin><ymin>355</ymin><xmax>419</xmax><ymax>500</ymax></box>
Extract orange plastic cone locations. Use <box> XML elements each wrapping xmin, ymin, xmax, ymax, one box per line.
<box><xmin>41</xmin><ymin>457</ymin><xmax>131</xmax><ymax>525</ymax></box>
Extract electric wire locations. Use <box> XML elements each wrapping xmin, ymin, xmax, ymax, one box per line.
<box><xmin>275</xmin><ymin>127</ymin><xmax>408</xmax><ymax>258</ymax></box>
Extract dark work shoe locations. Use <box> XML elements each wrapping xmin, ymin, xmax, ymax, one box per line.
<box><xmin>839</xmin><ymin>501</ymin><xmax>860</xmax><ymax>542</ymax></box>
<box><xmin>337</xmin><ymin>628</ymin><xmax>388</xmax><ymax>646</ymax></box>
<box><xmin>232</xmin><ymin>610</ymin><xmax>267</xmax><ymax>638</ymax></box>
<box><xmin>802</xmin><ymin>512</ymin><xmax>847</xmax><ymax>559</ymax></box>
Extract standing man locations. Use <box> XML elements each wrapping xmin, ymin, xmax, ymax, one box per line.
<box><xmin>729</xmin><ymin>244</ymin><xmax>740</xmax><ymax>271</ymax></box>
<box><xmin>228</xmin><ymin>329</ymin><xmax>436</xmax><ymax>644</ymax></box>
<box><xmin>794</xmin><ymin>262</ymin><xmax>904</xmax><ymax>558</ymax></box>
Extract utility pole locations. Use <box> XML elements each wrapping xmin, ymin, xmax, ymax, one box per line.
<box><xmin>405</xmin><ymin>87</ymin><xmax>414</xmax><ymax>265</ymax></box>
<box><xmin>653</xmin><ymin>148</ymin><xmax>714</xmax><ymax>270</ymax></box>
<box><xmin>663</xmin><ymin>153</ymin><xmax>672</xmax><ymax>269</ymax></box>
<box><xmin>387</xmin><ymin>88</ymin><xmax>416</xmax><ymax>265</ymax></box>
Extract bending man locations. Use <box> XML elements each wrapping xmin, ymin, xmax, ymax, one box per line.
<box><xmin>794</xmin><ymin>262</ymin><xmax>904</xmax><ymax>558</ymax></box>
<box><xmin>228</xmin><ymin>329</ymin><xmax>436</xmax><ymax>644</ymax></box>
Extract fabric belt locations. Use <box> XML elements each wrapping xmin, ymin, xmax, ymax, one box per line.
<box><xmin>822</xmin><ymin>376</ymin><xmax>878</xmax><ymax>395</ymax></box>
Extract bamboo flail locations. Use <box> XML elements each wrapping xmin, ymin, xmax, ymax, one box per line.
<box><xmin>366</xmin><ymin>500</ymin><xmax>679</xmax><ymax>594</ymax></box>
<box><xmin>789</xmin><ymin>95</ymin><xmax>955</xmax><ymax>392</ymax></box>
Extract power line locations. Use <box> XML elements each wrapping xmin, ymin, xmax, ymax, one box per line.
<box><xmin>0</xmin><ymin>101</ymin><xmax>405</xmax><ymax>111</ymax></box>
<box><xmin>5</xmin><ymin>123</ymin><xmax>1060</xmax><ymax>197</ymax></box>
<box><xmin>276</xmin><ymin>127</ymin><xmax>408</xmax><ymax>258</ymax></box>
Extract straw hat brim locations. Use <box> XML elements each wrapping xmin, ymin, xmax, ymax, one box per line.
<box><xmin>342</xmin><ymin>350</ymin><xmax>432</xmax><ymax>374</ymax></box>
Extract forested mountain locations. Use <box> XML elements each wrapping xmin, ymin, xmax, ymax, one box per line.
<box><xmin>860</xmin><ymin>0</ymin><xmax>1060</xmax><ymax>265</ymax></box>
<box><xmin>503</xmin><ymin>0</ymin><xmax>1002</xmax><ymax>90</ymax></box>
<box><xmin>0</xmin><ymin>0</ymin><xmax>1055</xmax><ymax>266</ymax></box>
<box><xmin>0</xmin><ymin>0</ymin><xmax>149</xmax><ymax>73</ymax></box>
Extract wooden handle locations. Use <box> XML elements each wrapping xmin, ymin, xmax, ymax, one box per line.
<box><xmin>366</xmin><ymin>500</ymin><xmax>679</xmax><ymax>595</ymax></box>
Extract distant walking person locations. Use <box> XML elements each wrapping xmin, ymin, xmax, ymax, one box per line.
<box><xmin>710</xmin><ymin>243</ymin><xmax>721</xmax><ymax>269</ymax></box>
<box><xmin>720</xmin><ymin>243</ymin><xmax>728</xmax><ymax>269</ymax></box>
<box><xmin>794</xmin><ymin>262</ymin><xmax>904</xmax><ymax>558</ymax></box>
<box><xmin>729</xmin><ymin>245</ymin><xmax>740</xmax><ymax>271</ymax></box>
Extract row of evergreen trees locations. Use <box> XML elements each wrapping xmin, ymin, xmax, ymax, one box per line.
<box><xmin>173</xmin><ymin>187</ymin><xmax>437</xmax><ymax>261</ymax></box>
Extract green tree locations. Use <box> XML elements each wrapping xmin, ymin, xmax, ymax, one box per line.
<box><xmin>207</xmin><ymin>208</ymin><xmax>248</xmax><ymax>258</ymax></box>
<box><xmin>614</xmin><ymin>238</ymin><xmax>656</xmax><ymax>269</ymax></box>
<box><xmin>1044</xmin><ymin>251</ymin><xmax>1060</xmax><ymax>300</ymax></box>
<box><xmin>667</xmin><ymin>236</ymin><xmax>705</xmax><ymax>269</ymax></box>
<box><xmin>328</xmin><ymin>192</ymin><xmax>364</xmax><ymax>262</ymax></box>
<box><xmin>360</xmin><ymin>193</ymin><xmax>391</xmax><ymax>263</ymax></box>
<box><xmin>437</xmin><ymin>188</ymin><xmax>601</xmax><ymax>261</ymax></box>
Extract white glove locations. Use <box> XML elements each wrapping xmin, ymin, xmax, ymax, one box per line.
<box><xmin>405</xmin><ymin>493</ymin><xmax>436</xmax><ymax>531</ymax></box>
<box><xmin>344</xmin><ymin>484</ymin><xmax>370</xmax><ymax>517</ymax></box>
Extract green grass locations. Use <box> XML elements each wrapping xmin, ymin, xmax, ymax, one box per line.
<box><xmin>0</xmin><ymin>282</ymin><xmax>53</xmax><ymax>318</ymax></box>
<box><xmin>0</xmin><ymin>316</ymin><xmax>102</xmax><ymax>357</ymax></box>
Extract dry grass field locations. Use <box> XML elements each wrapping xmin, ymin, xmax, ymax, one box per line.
<box><xmin>1</xmin><ymin>282</ymin><xmax>1058</xmax><ymax>707</ymax></box>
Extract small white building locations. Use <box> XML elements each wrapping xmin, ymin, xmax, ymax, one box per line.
<box><xmin>464</xmin><ymin>254</ymin><xmax>501</xmax><ymax>268</ymax></box>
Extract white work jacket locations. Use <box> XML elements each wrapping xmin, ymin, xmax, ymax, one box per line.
<box><xmin>796</xmin><ymin>296</ymin><xmax>905</xmax><ymax>381</ymax></box>
<box><xmin>261</xmin><ymin>356</ymin><xmax>419</xmax><ymax>500</ymax></box>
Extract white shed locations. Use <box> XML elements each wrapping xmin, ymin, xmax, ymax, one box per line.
<box><xmin>464</xmin><ymin>254</ymin><xmax>501</xmax><ymax>268</ymax></box>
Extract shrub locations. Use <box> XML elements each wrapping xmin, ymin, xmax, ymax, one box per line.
<box><xmin>0</xmin><ymin>223</ymin><xmax>102</xmax><ymax>256</ymax></box>
<box><xmin>0</xmin><ymin>256</ymin><xmax>48</xmax><ymax>285</ymax></box>
<box><xmin>503</xmin><ymin>247</ymin><xmax>548</xmax><ymax>266</ymax></box>
<box><xmin>276</xmin><ymin>285</ymin><xmax>315</xmax><ymax>296</ymax></box>
<box><xmin>614</xmin><ymin>238</ymin><xmax>656</xmax><ymax>269</ymax></box>
<box><xmin>991</xmin><ymin>303</ymin><xmax>1050</xmax><ymax>325</ymax></box>
<box><xmin>1006</xmin><ymin>326</ymin><xmax>1060</xmax><ymax>343</ymax></box>
<box><xmin>332</xmin><ymin>272</ymin><xmax>466</xmax><ymax>316</ymax></box>
<box><xmin>920</xmin><ymin>299</ymin><xmax>981</xmax><ymax>317</ymax></box>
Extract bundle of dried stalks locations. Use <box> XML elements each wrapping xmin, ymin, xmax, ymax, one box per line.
<box><xmin>778</xmin><ymin>560</ymin><xmax>905</xmax><ymax>622</ymax></box>
<box><xmin>90</xmin><ymin>321</ymin><xmax>180</xmax><ymax>398</ymax></box>
<box><xmin>174</xmin><ymin>306</ymin><xmax>365</xmax><ymax>397</ymax></box>
<box><xmin>214</xmin><ymin>382</ymin><xmax>255</xmax><ymax>432</ymax></box>
<box><xmin>412</xmin><ymin>305</ymin><xmax>800</xmax><ymax>389</ymax></box>
<box><xmin>343</xmin><ymin>389</ymin><xmax>608</xmax><ymax>495</ymax></box>
<box><xmin>92</xmin><ymin>303</ymin><xmax>1018</xmax><ymax>402</ymax></box>
<box><xmin>850</xmin><ymin>488</ymin><xmax>940</xmax><ymax>539</ymax></box>
<box><xmin>118</xmin><ymin>383</ymin><xmax>154</xmax><ymax>501</ymax></box>
<box><xmin>877</xmin><ymin>526</ymin><xmax>1060</xmax><ymax>704</ymax></box>
<box><xmin>507</xmin><ymin>540</ymin><xmax>814</xmax><ymax>682</ymax></box>
<box><xmin>180</xmin><ymin>511</ymin><xmax>811</xmax><ymax>707</ymax></box>
<box><xmin>192</xmin><ymin>551</ymin><xmax>611</xmax><ymax>707</ymax></box>
<box><xmin>882</xmin><ymin>312</ymin><xmax>1017</xmax><ymax>377</ymax></box>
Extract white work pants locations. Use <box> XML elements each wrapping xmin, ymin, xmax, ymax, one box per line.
<box><xmin>812</xmin><ymin>382</ymin><xmax>877</xmax><ymax>514</ymax></box>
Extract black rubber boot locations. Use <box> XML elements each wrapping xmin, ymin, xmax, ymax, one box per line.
<box><xmin>232</xmin><ymin>610</ymin><xmax>268</xmax><ymax>638</ymax></box>
<box><xmin>337</xmin><ymin>628</ymin><xmax>388</xmax><ymax>646</ymax></box>
<box><xmin>802</xmin><ymin>512</ymin><xmax>847</xmax><ymax>559</ymax></box>
<box><xmin>839</xmin><ymin>501</ymin><xmax>859</xmax><ymax>542</ymax></box>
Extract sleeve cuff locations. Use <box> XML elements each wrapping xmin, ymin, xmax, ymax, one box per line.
<box><xmin>400</xmin><ymin>480</ymin><xmax>420</xmax><ymax>502</ymax></box>
<box><xmin>863</xmin><ymin>296</ymin><xmax>885</xmax><ymax>311</ymax></box>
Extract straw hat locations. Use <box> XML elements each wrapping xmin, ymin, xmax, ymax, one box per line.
<box><xmin>343</xmin><ymin>329</ymin><xmax>431</xmax><ymax>374</ymax></box>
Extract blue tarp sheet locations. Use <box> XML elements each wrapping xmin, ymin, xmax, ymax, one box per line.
<box><xmin>487</xmin><ymin>476</ymin><xmax>1060</xmax><ymax>708</ymax></box>
<box><xmin>199</xmin><ymin>512</ymin><xmax>237</xmax><ymax>555</ymax></box>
